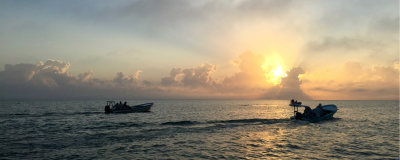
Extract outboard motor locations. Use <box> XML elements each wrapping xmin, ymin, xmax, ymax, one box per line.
<box><xmin>104</xmin><ymin>105</ymin><xmax>111</xmax><ymax>113</ymax></box>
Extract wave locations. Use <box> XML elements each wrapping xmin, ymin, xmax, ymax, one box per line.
<box><xmin>2</xmin><ymin>111</ymin><xmax>104</xmax><ymax>118</ymax></box>
<box><xmin>161</xmin><ymin>121</ymin><xmax>200</xmax><ymax>126</ymax></box>
<box><xmin>84</xmin><ymin>122</ymin><xmax>145</xmax><ymax>130</ymax></box>
<box><xmin>209</xmin><ymin>118</ymin><xmax>288</xmax><ymax>124</ymax></box>
<box><xmin>160</xmin><ymin>118</ymin><xmax>289</xmax><ymax>126</ymax></box>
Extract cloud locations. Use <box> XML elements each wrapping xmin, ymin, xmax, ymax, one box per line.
<box><xmin>0</xmin><ymin>59</ymin><xmax>152</xmax><ymax>99</ymax></box>
<box><xmin>0</xmin><ymin>57</ymin><xmax>397</xmax><ymax>100</ymax></box>
<box><xmin>0</xmin><ymin>63</ymin><xmax>37</xmax><ymax>85</ymax></box>
<box><xmin>0</xmin><ymin>59</ymin><xmax>220</xmax><ymax>99</ymax></box>
<box><xmin>369</xmin><ymin>16</ymin><xmax>399</xmax><ymax>36</ymax></box>
<box><xmin>263</xmin><ymin>67</ymin><xmax>310</xmax><ymax>100</ymax></box>
<box><xmin>77</xmin><ymin>70</ymin><xmax>93</xmax><ymax>82</ymax></box>
<box><xmin>221</xmin><ymin>51</ymin><xmax>266</xmax><ymax>89</ymax></box>
<box><xmin>161</xmin><ymin>64</ymin><xmax>216</xmax><ymax>88</ymax></box>
<box><xmin>0</xmin><ymin>55</ymin><xmax>308</xmax><ymax>100</ymax></box>
<box><xmin>159</xmin><ymin>52</ymin><xmax>311</xmax><ymax>99</ymax></box>
<box><xmin>305</xmin><ymin>37</ymin><xmax>381</xmax><ymax>53</ymax></box>
<box><xmin>0</xmin><ymin>59</ymin><xmax>72</xmax><ymax>88</ymax></box>
<box><xmin>302</xmin><ymin>61</ymin><xmax>399</xmax><ymax>100</ymax></box>
<box><xmin>216</xmin><ymin>52</ymin><xmax>310</xmax><ymax>99</ymax></box>
<box><xmin>112</xmin><ymin>70</ymin><xmax>142</xmax><ymax>87</ymax></box>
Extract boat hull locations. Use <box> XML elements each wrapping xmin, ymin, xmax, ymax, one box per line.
<box><xmin>306</xmin><ymin>110</ymin><xmax>336</xmax><ymax>123</ymax></box>
<box><xmin>106</xmin><ymin>103</ymin><xmax>153</xmax><ymax>113</ymax></box>
<box><xmin>291</xmin><ymin>104</ymin><xmax>338</xmax><ymax>123</ymax></box>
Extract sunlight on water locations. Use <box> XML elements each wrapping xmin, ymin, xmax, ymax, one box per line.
<box><xmin>0</xmin><ymin>100</ymin><xmax>398</xmax><ymax>159</ymax></box>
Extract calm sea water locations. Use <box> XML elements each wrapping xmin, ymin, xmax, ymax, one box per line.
<box><xmin>0</xmin><ymin>100</ymin><xmax>398</xmax><ymax>159</ymax></box>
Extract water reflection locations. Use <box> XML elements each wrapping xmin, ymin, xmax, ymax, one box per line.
<box><xmin>1</xmin><ymin>100</ymin><xmax>398</xmax><ymax>159</ymax></box>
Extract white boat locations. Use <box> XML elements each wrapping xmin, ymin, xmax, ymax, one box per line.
<box><xmin>289</xmin><ymin>99</ymin><xmax>338</xmax><ymax>123</ymax></box>
<box><xmin>104</xmin><ymin>101</ymin><xmax>153</xmax><ymax>113</ymax></box>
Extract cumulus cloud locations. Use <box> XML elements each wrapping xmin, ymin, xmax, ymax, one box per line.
<box><xmin>0</xmin><ymin>63</ymin><xmax>37</xmax><ymax>85</ymax></box>
<box><xmin>0</xmin><ymin>59</ymin><xmax>152</xmax><ymax>99</ymax></box>
<box><xmin>0</xmin><ymin>60</ymin><xmax>72</xmax><ymax>88</ymax></box>
<box><xmin>261</xmin><ymin>67</ymin><xmax>310</xmax><ymax>100</ymax></box>
<box><xmin>77</xmin><ymin>70</ymin><xmax>93</xmax><ymax>82</ymax></box>
<box><xmin>0</xmin><ymin>56</ymin><xmax>310</xmax><ymax>100</ymax></box>
<box><xmin>0</xmin><ymin>57</ymin><xmax>396</xmax><ymax>100</ymax></box>
<box><xmin>112</xmin><ymin>70</ymin><xmax>142</xmax><ymax>87</ymax></box>
<box><xmin>161</xmin><ymin>64</ymin><xmax>216</xmax><ymax>88</ymax></box>
<box><xmin>221</xmin><ymin>51</ymin><xmax>266</xmax><ymax>89</ymax></box>
<box><xmin>214</xmin><ymin>51</ymin><xmax>310</xmax><ymax>99</ymax></box>
<box><xmin>158</xmin><ymin>52</ymin><xmax>311</xmax><ymax>99</ymax></box>
<box><xmin>275</xmin><ymin>67</ymin><xmax>310</xmax><ymax>99</ymax></box>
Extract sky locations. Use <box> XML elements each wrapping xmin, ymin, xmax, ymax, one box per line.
<box><xmin>0</xmin><ymin>0</ymin><xmax>398</xmax><ymax>100</ymax></box>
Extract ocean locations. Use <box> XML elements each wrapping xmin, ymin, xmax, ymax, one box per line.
<box><xmin>0</xmin><ymin>100</ymin><xmax>398</xmax><ymax>159</ymax></box>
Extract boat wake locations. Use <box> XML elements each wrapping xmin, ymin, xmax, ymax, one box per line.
<box><xmin>161</xmin><ymin>118</ymin><xmax>290</xmax><ymax>126</ymax></box>
<box><xmin>1</xmin><ymin>111</ymin><xmax>104</xmax><ymax>118</ymax></box>
<box><xmin>161</xmin><ymin>121</ymin><xmax>200</xmax><ymax>125</ymax></box>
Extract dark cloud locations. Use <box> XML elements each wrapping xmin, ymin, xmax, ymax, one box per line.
<box><xmin>113</xmin><ymin>71</ymin><xmax>140</xmax><ymax>86</ymax></box>
<box><xmin>0</xmin><ymin>60</ymin><xmax>72</xmax><ymax>88</ymax></box>
<box><xmin>0</xmin><ymin>63</ymin><xmax>37</xmax><ymax>85</ymax></box>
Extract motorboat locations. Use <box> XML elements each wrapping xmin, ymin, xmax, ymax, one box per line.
<box><xmin>104</xmin><ymin>101</ymin><xmax>153</xmax><ymax>113</ymax></box>
<box><xmin>289</xmin><ymin>99</ymin><xmax>338</xmax><ymax>123</ymax></box>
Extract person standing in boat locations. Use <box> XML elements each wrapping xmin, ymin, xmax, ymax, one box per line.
<box><xmin>303</xmin><ymin>106</ymin><xmax>313</xmax><ymax>119</ymax></box>
<box><xmin>312</xmin><ymin>103</ymin><xmax>323</xmax><ymax>117</ymax></box>
<box><xmin>123</xmin><ymin>101</ymin><xmax>128</xmax><ymax>109</ymax></box>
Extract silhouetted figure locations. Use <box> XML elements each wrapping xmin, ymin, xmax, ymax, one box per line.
<box><xmin>105</xmin><ymin>105</ymin><xmax>111</xmax><ymax>113</ymax></box>
<box><xmin>313</xmin><ymin>104</ymin><xmax>323</xmax><ymax>117</ymax></box>
<box><xmin>123</xmin><ymin>101</ymin><xmax>128</xmax><ymax>109</ymax></box>
<box><xmin>303</xmin><ymin>106</ymin><xmax>313</xmax><ymax>119</ymax></box>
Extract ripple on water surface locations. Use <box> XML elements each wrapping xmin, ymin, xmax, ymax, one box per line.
<box><xmin>0</xmin><ymin>100</ymin><xmax>398</xmax><ymax>159</ymax></box>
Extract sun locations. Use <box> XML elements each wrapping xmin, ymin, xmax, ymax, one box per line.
<box><xmin>272</xmin><ymin>66</ymin><xmax>287</xmax><ymax>78</ymax></box>
<box><xmin>262</xmin><ymin>54</ymin><xmax>288</xmax><ymax>85</ymax></box>
<box><xmin>268</xmin><ymin>66</ymin><xmax>287</xmax><ymax>85</ymax></box>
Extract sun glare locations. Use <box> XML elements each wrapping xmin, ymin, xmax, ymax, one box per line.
<box><xmin>269</xmin><ymin>66</ymin><xmax>287</xmax><ymax>85</ymax></box>
<box><xmin>272</xmin><ymin>66</ymin><xmax>287</xmax><ymax>78</ymax></box>
<box><xmin>262</xmin><ymin>54</ymin><xmax>288</xmax><ymax>85</ymax></box>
